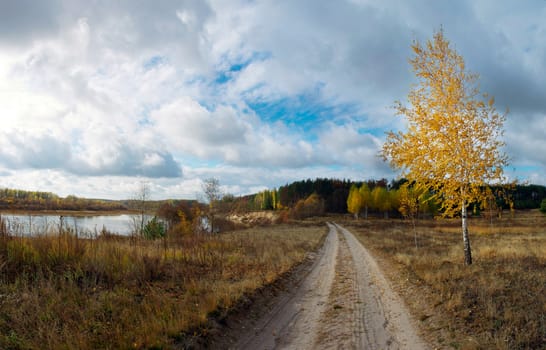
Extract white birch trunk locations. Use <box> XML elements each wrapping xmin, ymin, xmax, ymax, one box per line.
<box><xmin>462</xmin><ymin>200</ymin><xmax>472</xmax><ymax>265</ymax></box>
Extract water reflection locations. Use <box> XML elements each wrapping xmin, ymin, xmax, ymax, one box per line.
<box><xmin>0</xmin><ymin>213</ymin><xmax>153</xmax><ymax>236</ymax></box>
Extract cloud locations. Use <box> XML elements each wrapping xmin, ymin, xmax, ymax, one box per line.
<box><xmin>214</xmin><ymin>0</ymin><xmax>415</xmax><ymax>110</ymax></box>
<box><xmin>0</xmin><ymin>11</ymin><xmax>185</xmax><ymax>179</ymax></box>
<box><xmin>0</xmin><ymin>130</ymin><xmax>71</xmax><ymax>169</ymax></box>
<box><xmin>0</xmin><ymin>0</ymin><xmax>61</xmax><ymax>46</ymax></box>
<box><xmin>0</xmin><ymin>128</ymin><xmax>181</xmax><ymax>178</ymax></box>
<box><xmin>70</xmin><ymin>143</ymin><xmax>182</xmax><ymax>178</ymax></box>
<box><xmin>505</xmin><ymin>113</ymin><xmax>546</xmax><ymax>166</ymax></box>
<box><xmin>150</xmin><ymin>96</ymin><xmax>321</xmax><ymax>168</ymax></box>
<box><xmin>0</xmin><ymin>0</ymin><xmax>545</xmax><ymax>199</ymax></box>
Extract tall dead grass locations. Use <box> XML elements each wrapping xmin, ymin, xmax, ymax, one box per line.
<box><xmin>345</xmin><ymin>210</ymin><xmax>545</xmax><ymax>349</ymax></box>
<box><xmin>0</xmin><ymin>224</ymin><xmax>325</xmax><ymax>349</ymax></box>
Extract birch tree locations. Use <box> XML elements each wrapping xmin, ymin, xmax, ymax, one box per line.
<box><xmin>134</xmin><ymin>181</ymin><xmax>150</xmax><ymax>237</ymax></box>
<box><xmin>359</xmin><ymin>183</ymin><xmax>371</xmax><ymax>219</ymax></box>
<box><xmin>382</xmin><ymin>30</ymin><xmax>508</xmax><ymax>265</ymax></box>
<box><xmin>398</xmin><ymin>183</ymin><xmax>421</xmax><ymax>248</ymax></box>
<box><xmin>347</xmin><ymin>185</ymin><xmax>363</xmax><ymax>219</ymax></box>
<box><xmin>202</xmin><ymin>178</ymin><xmax>222</xmax><ymax>233</ymax></box>
<box><xmin>371</xmin><ymin>186</ymin><xmax>391</xmax><ymax>219</ymax></box>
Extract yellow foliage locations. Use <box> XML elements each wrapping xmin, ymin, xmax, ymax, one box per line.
<box><xmin>347</xmin><ymin>185</ymin><xmax>363</xmax><ymax>218</ymax></box>
<box><xmin>382</xmin><ymin>30</ymin><xmax>508</xmax><ymax>218</ymax></box>
<box><xmin>382</xmin><ymin>30</ymin><xmax>509</xmax><ymax>264</ymax></box>
<box><xmin>359</xmin><ymin>184</ymin><xmax>371</xmax><ymax>206</ymax></box>
<box><xmin>398</xmin><ymin>183</ymin><xmax>418</xmax><ymax>219</ymax></box>
<box><xmin>371</xmin><ymin>186</ymin><xmax>390</xmax><ymax>213</ymax></box>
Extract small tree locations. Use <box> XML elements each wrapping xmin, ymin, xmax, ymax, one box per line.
<box><xmin>398</xmin><ymin>183</ymin><xmax>421</xmax><ymax>248</ymax></box>
<box><xmin>292</xmin><ymin>199</ymin><xmax>306</xmax><ymax>219</ymax></box>
<box><xmin>202</xmin><ymin>178</ymin><xmax>222</xmax><ymax>233</ymax></box>
<box><xmin>347</xmin><ymin>185</ymin><xmax>363</xmax><ymax>219</ymax></box>
<box><xmin>291</xmin><ymin>193</ymin><xmax>324</xmax><ymax>219</ymax></box>
<box><xmin>371</xmin><ymin>186</ymin><xmax>391</xmax><ymax>218</ymax></box>
<box><xmin>389</xmin><ymin>189</ymin><xmax>400</xmax><ymax>216</ymax></box>
<box><xmin>382</xmin><ymin>30</ymin><xmax>508</xmax><ymax>265</ymax></box>
<box><xmin>132</xmin><ymin>181</ymin><xmax>151</xmax><ymax>238</ymax></box>
<box><xmin>540</xmin><ymin>198</ymin><xmax>546</xmax><ymax>214</ymax></box>
<box><xmin>303</xmin><ymin>193</ymin><xmax>325</xmax><ymax>217</ymax></box>
<box><xmin>359</xmin><ymin>183</ymin><xmax>371</xmax><ymax>219</ymax></box>
<box><xmin>142</xmin><ymin>216</ymin><xmax>165</xmax><ymax>240</ymax></box>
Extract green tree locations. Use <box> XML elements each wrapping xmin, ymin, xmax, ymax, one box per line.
<box><xmin>382</xmin><ymin>30</ymin><xmax>508</xmax><ymax>265</ymax></box>
<box><xmin>540</xmin><ymin>198</ymin><xmax>546</xmax><ymax>214</ymax></box>
<box><xmin>143</xmin><ymin>216</ymin><xmax>165</xmax><ymax>240</ymax></box>
<box><xmin>263</xmin><ymin>190</ymin><xmax>273</xmax><ymax>210</ymax></box>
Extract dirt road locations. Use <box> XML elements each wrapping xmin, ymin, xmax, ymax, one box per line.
<box><xmin>232</xmin><ymin>223</ymin><xmax>428</xmax><ymax>350</ymax></box>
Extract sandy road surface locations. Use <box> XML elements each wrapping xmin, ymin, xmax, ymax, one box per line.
<box><xmin>232</xmin><ymin>223</ymin><xmax>428</xmax><ymax>350</ymax></box>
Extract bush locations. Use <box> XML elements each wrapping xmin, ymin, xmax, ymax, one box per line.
<box><xmin>540</xmin><ymin>198</ymin><xmax>546</xmax><ymax>214</ymax></box>
<box><xmin>290</xmin><ymin>193</ymin><xmax>325</xmax><ymax>219</ymax></box>
<box><xmin>143</xmin><ymin>216</ymin><xmax>165</xmax><ymax>240</ymax></box>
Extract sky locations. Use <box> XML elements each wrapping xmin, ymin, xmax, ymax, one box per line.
<box><xmin>0</xmin><ymin>0</ymin><xmax>545</xmax><ymax>200</ymax></box>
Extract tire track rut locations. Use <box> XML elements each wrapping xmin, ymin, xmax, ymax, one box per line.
<box><xmin>236</xmin><ymin>223</ymin><xmax>338</xmax><ymax>349</ymax></box>
<box><xmin>231</xmin><ymin>223</ymin><xmax>428</xmax><ymax>349</ymax></box>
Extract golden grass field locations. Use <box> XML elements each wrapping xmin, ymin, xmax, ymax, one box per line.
<box><xmin>0</xmin><ymin>224</ymin><xmax>326</xmax><ymax>349</ymax></box>
<box><xmin>344</xmin><ymin>210</ymin><xmax>546</xmax><ymax>349</ymax></box>
<box><xmin>0</xmin><ymin>210</ymin><xmax>543</xmax><ymax>349</ymax></box>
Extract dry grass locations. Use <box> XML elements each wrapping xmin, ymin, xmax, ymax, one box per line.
<box><xmin>344</xmin><ymin>210</ymin><xmax>546</xmax><ymax>350</ymax></box>
<box><xmin>0</xmin><ymin>224</ymin><xmax>325</xmax><ymax>349</ymax></box>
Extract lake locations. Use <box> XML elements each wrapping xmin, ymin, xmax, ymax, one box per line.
<box><xmin>0</xmin><ymin>213</ymin><xmax>152</xmax><ymax>236</ymax></box>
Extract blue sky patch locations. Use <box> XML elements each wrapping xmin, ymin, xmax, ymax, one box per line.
<box><xmin>247</xmin><ymin>89</ymin><xmax>362</xmax><ymax>134</ymax></box>
<box><xmin>143</xmin><ymin>55</ymin><xmax>165</xmax><ymax>70</ymax></box>
<box><xmin>214</xmin><ymin>51</ymin><xmax>271</xmax><ymax>85</ymax></box>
